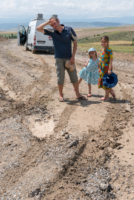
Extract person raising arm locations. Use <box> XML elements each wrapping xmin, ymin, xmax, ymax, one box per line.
<box><xmin>36</xmin><ymin>15</ymin><xmax>86</xmax><ymax>102</ymax></box>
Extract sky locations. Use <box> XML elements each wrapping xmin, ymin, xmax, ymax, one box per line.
<box><xmin>0</xmin><ymin>0</ymin><xmax>134</xmax><ymax>23</ymax></box>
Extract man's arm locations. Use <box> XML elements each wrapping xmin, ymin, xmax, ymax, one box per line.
<box><xmin>70</xmin><ymin>40</ymin><xmax>77</xmax><ymax>64</ymax></box>
<box><xmin>36</xmin><ymin>18</ymin><xmax>57</xmax><ymax>33</ymax></box>
<box><xmin>36</xmin><ymin>21</ymin><xmax>49</xmax><ymax>33</ymax></box>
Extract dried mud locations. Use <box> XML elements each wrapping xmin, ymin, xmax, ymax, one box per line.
<box><xmin>0</xmin><ymin>39</ymin><xmax>134</xmax><ymax>200</ymax></box>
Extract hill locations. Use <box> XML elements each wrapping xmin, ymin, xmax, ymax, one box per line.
<box><xmin>0</xmin><ymin>21</ymin><xmax>127</xmax><ymax>31</ymax></box>
<box><xmin>78</xmin><ymin>31</ymin><xmax>134</xmax><ymax>43</ymax></box>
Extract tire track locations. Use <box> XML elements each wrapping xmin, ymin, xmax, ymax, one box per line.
<box><xmin>54</xmin><ymin>104</ymin><xmax>76</xmax><ymax>133</ymax></box>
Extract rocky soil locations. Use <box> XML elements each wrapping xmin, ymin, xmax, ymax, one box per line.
<box><xmin>0</xmin><ymin>39</ymin><xmax>134</xmax><ymax>200</ymax></box>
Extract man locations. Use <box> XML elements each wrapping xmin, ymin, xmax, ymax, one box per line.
<box><xmin>36</xmin><ymin>15</ymin><xmax>86</xmax><ymax>101</ymax></box>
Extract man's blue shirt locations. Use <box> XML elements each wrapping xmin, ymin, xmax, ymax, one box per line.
<box><xmin>44</xmin><ymin>25</ymin><xmax>77</xmax><ymax>58</ymax></box>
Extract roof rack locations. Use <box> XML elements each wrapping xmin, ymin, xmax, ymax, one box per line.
<box><xmin>32</xmin><ymin>13</ymin><xmax>44</xmax><ymax>21</ymax></box>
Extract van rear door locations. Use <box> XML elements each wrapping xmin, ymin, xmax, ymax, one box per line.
<box><xmin>17</xmin><ymin>25</ymin><xmax>27</xmax><ymax>46</ymax></box>
<box><xmin>36</xmin><ymin>20</ymin><xmax>54</xmax><ymax>47</ymax></box>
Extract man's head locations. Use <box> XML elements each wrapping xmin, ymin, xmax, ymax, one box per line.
<box><xmin>49</xmin><ymin>15</ymin><xmax>60</xmax><ymax>30</ymax></box>
<box><xmin>51</xmin><ymin>14</ymin><xmax>59</xmax><ymax>21</ymax></box>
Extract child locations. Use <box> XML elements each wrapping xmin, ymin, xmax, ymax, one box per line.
<box><xmin>98</xmin><ymin>35</ymin><xmax>115</xmax><ymax>101</ymax></box>
<box><xmin>78</xmin><ymin>47</ymin><xmax>99</xmax><ymax>97</ymax></box>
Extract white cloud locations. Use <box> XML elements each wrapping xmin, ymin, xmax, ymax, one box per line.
<box><xmin>0</xmin><ymin>0</ymin><xmax>134</xmax><ymax>21</ymax></box>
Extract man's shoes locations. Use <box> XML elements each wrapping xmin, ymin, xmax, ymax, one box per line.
<box><xmin>58</xmin><ymin>97</ymin><xmax>64</xmax><ymax>102</ymax></box>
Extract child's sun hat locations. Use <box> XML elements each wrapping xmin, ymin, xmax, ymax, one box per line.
<box><xmin>88</xmin><ymin>47</ymin><xmax>96</xmax><ymax>53</ymax></box>
<box><xmin>65</xmin><ymin>60</ymin><xmax>76</xmax><ymax>71</ymax></box>
<box><xmin>103</xmin><ymin>72</ymin><xmax>118</xmax><ymax>88</ymax></box>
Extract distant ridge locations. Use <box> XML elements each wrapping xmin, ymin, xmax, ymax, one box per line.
<box><xmin>0</xmin><ymin>21</ymin><xmax>128</xmax><ymax>31</ymax></box>
<box><xmin>0</xmin><ymin>23</ymin><xmax>28</xmax><ymax>31</ymax></box>
<box><xmin>64</xmin><ymin>22</ymin><xmax>127</xmax><ymax>28</ymax></box>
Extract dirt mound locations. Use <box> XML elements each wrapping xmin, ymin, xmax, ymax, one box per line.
<box><xmin>0</xmin><ymin>36</ymin><xmax>8</xmax><ymax>41</ymax></box>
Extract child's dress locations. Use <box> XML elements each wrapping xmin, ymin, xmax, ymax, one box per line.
<box><xmin>98</xmin><ymin>48</ymin><xmax>113</xmax><ymax>90</ymax></box>
<box><xmin>79</xmin><ymin>58</ymin><xmax>99</xmax><ymax>85</ymax></box>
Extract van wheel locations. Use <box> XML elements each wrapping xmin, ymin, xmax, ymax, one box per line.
<box><xmin>25</xmin><ymin>46</ymin><xmax>29</xmax><ymax>51</ymax></box>
<box><xmin>32</xmin><ymin>49</ymin><xmax>36</xmax><ymax>54</ymax></box>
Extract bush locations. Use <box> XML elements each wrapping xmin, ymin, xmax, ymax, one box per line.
<box><xmin>132</xmin><ymin>38</ymin><xmax>134</xmax><ymax>46</ymax></box>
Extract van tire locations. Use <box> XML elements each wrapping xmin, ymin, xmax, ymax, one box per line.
<box><xmin>32</xmin><ymin>49</ymin><xmax>36</xmax><ymax>54</ymax></box>
<box><xmin>25</xmin><ymin>46</ymin><xmax>29</xmax><ymax>51</ymax></box>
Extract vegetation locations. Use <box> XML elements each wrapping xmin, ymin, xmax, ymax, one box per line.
<box><xmin>0</xmin><ymin>33</ymin><xmax>17</xmax><ymax>39</ymax></box>
<box><xmin>78</xmin><ymin>31</ymin><xmax>134</xmax><ymax>53</ymax></box>
<box><xmin>78</xmin><ymin>31</ymin><xmax>134</xmax><ymax>43</ymax></box>
<box><xmin>132</xmin><ymin>37</ymin><xmax>134</xmax><ymax>46</ymax></box>
<box><xmin>78</xmin><ymin>44</ymin><xmax>134</xmax><ymax>54</ymax></box>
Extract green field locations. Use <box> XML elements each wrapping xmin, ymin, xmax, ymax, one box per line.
<box><xmin>78</xmin><ymin>31</ymin><xmax>134</xmax><ymax>53</ymax></box>
<box><xmin>78</xmin><ymin>44</ymin><xmax>134</xmax><ymax>53</ymax></box>
<box><xmin>78</xmin><ymin>31</ymin><xmax>134</xmax><ymax>43</ymax></box>
<box><xmin>0</xmin><ymin>33</ymin><xmax>17</xmax><ymax>39</ymax></box>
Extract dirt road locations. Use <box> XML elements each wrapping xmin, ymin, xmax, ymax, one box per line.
<box><xmin>0</xmin><ymin>39</ymin><xmax>134</xmax><ymax>200</ymax></box>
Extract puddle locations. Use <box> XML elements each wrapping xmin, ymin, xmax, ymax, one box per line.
<box><xmin>28</xmin><ymin>116</ymin><xmax>55</xmax><ymax>138</ymax></box>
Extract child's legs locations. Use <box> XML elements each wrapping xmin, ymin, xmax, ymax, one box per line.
<box><xmin>105</xmin><ymin>89</ymin><xmax>110</xmax><ymax>99</ymax></box>
<box><xmin>87</xmin><ymin>84</ymin><xmax>92</xmax><ymax>97</ymax></box>
<box><xmin>100</xmin><ymin>89</ymin><xmax>109</xmax><ymax>100</ymax></box>
<box><xmin>109</xmin><ymin>88</ymin><xmax>115</xmax><ymax>94</ymax></box>
<box><xmin>88</xmin><ymin>84</ymin><xmax>91</xmax><ymax>94</ymax></box>
<box><xmin>78</xmin><ymin>78</ymin><xmax>82</xmax><ymax>85</ymax></box>
<box><xmin>109</xmin><ymin>88</ymin><xmax>116</xmax><ymax>98</ymax></box>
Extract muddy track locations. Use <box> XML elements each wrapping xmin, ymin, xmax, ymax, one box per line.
<box><xmin>41</xmin><ymin>87</ymin><xmax>132</xmax><ymax>200</ymax></box>
<box><xmin>54</xmin><ymin>105</ymin><xmax>76</xmax><ymax>133</ymax></box>
<box><xmin>0</xmin><ymin>39</ymin><xmax>134</xmax><ymax>200</ymax></box>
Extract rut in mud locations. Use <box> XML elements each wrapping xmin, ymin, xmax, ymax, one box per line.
<box><xmin>0</xmin><ymin>39</ymin><xmax>134</xmax><ymax>200</ymax></box>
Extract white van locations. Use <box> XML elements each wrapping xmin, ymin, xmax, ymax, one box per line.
<box><xmin>17</xmin><ymin>14</ymin><xmax>54</xmax><ymax>54</ymax></box>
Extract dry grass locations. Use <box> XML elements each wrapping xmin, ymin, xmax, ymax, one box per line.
<box><xmin>0</xmin><ymin>31</ymin><xmax>17</xmax><ymax>34</ymax></box>
<box><xmin>78</xmin><ymin>43</ymin><xmax>134</xmax><ymax>54</ymax></box>
<box><xmin>75</xmin><ymin>25</ymin><xmax>134</xmax><ymax>39</ymax></box>
<box><xmin>88</xmin><ymin>41</ymin><xmax>132</xmax><ymax>45</ymax></box>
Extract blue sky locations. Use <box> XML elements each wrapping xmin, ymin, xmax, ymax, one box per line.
<box><xmin>0</xmin><ymin>0</ymin><xmax>134</xmax><ymax>23</ymax></box>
